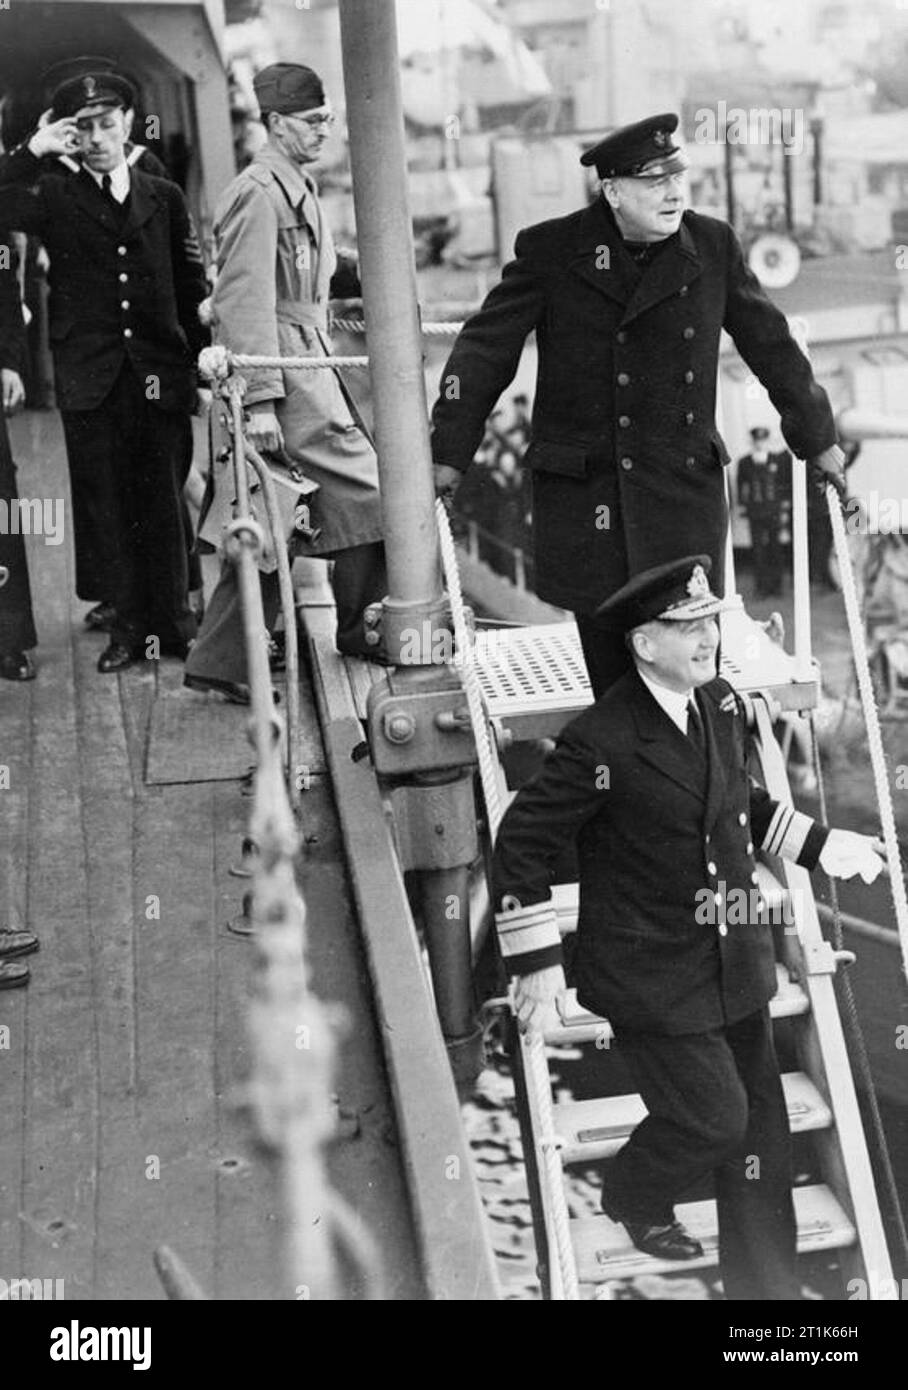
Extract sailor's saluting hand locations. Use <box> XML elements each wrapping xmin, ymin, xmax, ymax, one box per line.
<box><xmin>27</xmin><ymin>111</ymin><xmax>80</xmax><ymax>159</ymax></box>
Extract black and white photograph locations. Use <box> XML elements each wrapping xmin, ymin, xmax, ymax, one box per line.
<box><xmin>0</xmin><ymin>0</ymin><xmax>907</xmax><ymax>1344</ymax></box>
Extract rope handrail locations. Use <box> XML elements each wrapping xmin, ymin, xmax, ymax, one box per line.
<box><xmin>827</xmin><ymin>482</ymin><xmax>908</xmax><ymax>986</ymax></box>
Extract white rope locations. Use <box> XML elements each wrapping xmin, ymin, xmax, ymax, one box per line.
<box><xmin>524</xmin><ymin>1033</ymin><xmax>582</xmax><ymax>1301</ymax></box>
<box><xmin>330</xmin><ymin>318</ymin><xmax>463</xmax><ymax>336</ymax></box>
<box><xmin>435</xmin><ymin>498</ymin><xmax>582</xmax><ymax>1301</ymax></box>
<box><xmin>827</xmin><ymin>485</ymin><xmax>908</xmax><ymax>985</ymax></box>
<box><xmin>230</xmin><ymin>352</ymin><xmax>369</xmax><ymax>370</ymax></box>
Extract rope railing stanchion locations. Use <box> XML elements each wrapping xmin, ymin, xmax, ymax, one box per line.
<box><xmin>436</xmin><ymin>498</ymin><xmax>583</xmax><ymax>1301</ymax></box>
<box><xmin>242</xmin><ymin>440</ymin><xmax>305</xmax><ymax>811</ymax></box>
<box><xmin>827</xmin><ymin>482</ymin><xmax>908</xmax><ymax>987</ymax></box>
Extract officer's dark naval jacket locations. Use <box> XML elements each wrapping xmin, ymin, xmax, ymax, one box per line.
<box><xmin>492</xmin><ymin>672</ymin><xmax>829</xmax><ymax>1036</ymax></box>
<box><xmin>431</xmin><ymin>198</ymin><xmax>836</xmax><ymax>612</ymax></box>
<box><xmin>0</xmin><ymin>145</ymin><xmax>207</xmax><ymax>413</ymax></box>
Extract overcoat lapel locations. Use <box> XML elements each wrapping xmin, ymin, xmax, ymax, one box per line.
<box><xmin>619</xmin><ymin>220</ymin><xmax>702</xmax><ymax>325</ymax></box>
<box><xmin>701</xmin><ymin>686</ymin><xmax>732</xmax><ymax>836</ymax></box>
<box><xmin>567</xmin><ymin>198</ymin><xmax>633</xmax><ymax>309</ymax></box>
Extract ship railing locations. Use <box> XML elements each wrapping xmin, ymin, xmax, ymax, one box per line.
<box><xmin>195</xmin><ymin>347</ymin><xmax>382</xmax><ymax>1299</ymax></box>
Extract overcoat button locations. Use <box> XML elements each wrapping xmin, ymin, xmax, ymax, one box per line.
<box><xmin>679</xmin><ymin>284</ymin><xmax>689</xmax><ymax>296</ymax></box>
<box><xmin>618</xmin><ymin>415</ymin><xmax>630</xmax><ymax>428</ymax></box>
<box><xmin>119</xmin><ymin>272</ymin><xmax>128</xmax><ymax>283</ymax></box>
<box><xmin>121</xmin><ymin>300</ymin><xmax>130</xmax><ymax>310</ymax></box>
<box><xmin>685</xmin><ymin>456</ymin><xmax>696</xmax><ymax>468</ymax></box>
<box><xmin>718</xmin><ymin>924</ymin><xmax>728</xmax><ymax>937</ymax></box>
<box><xmin>685</xmin><ymin>412</ymin><xmax>695</xmax><ymax>425</ymax></box>
<box><xmin>714</xmin><ymin>892</ymin><xmax>722</xmax><ymax>906</ymax></box>
<box><xmin>751</xmin><ymin>871</ymin><xmax>759</xmax><ymax>885</ymax></box>
<box><xmin>684</xmin><ymin>370</ymin><xmax>694</xmax><ymax>383</ymax></box>
<box><xmin>616</xmin><ymin>331</ymin><xmax>627</xmax><ymax>344</ymax></box>
<box><xmin>617</xmin><ymin>372</ymin><xmax>630</xmax><ymax>386</ymax></box>
<box><xmin>123</xmin><ymin>328</ymin><xmax>133</xmax><ymax>338</ymax></box>
<box><xmin>738</xmin><ymin>812</ymin><xmax>747</xmax><ymax>826</ymax></box>
<box><xmin>620</xmin><ymin>457</ymin><xmax>633</xmax><ymax>470</ymax></box>
<box><xmin>707</xmin><ymin>861</ymin><xmax>717</xmax><ymax>875</ymax></box>
<box><xmin>683</xmin><ymin>326</ymin><xmax>695</xmax><ymax>340</ymax></box>
<box><xmin>117</xmin><ymin>245</ymin><xmax>127</xmax><ymax>256</ymax></box>
<box><xmin>746</xmin><ymin>841</ymin><xmax>753</xmax><ymax>855</ymax></box>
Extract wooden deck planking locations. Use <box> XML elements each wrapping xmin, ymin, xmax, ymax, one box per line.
<box><xmin>1</xmin><ymin>409</ymin><xmax>427</xmax><ymax>1300</ymax></box>
<box><xmin>16</xmin><ymin>439</ymin><xmax>98</xmax><ymax>1298</ymax></box>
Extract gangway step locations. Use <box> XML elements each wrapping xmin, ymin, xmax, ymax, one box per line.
<box><xmin>554</xmin><ymin>1071</ymin><xmax>832</xmax><ymax>1164</ymax></box>
<box><xmin>571</xmin><ymin>1183</ymin><xmax>855</xmax><ymax>1284</ymax></box>
<box><xmin>543</xmin><ymin>963</ymin><xmax>810</xmax><ymax>1046</ymax></box>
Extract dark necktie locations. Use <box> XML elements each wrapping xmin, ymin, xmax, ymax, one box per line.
<box><xmin>101</xmin><ymin>173</ymin><xmax>114</xmax><ymax>202</ymax></box>
<box><xmin>687</xmin><ymin>697</ymin><xmax>705</xmax><ymax>756</ymax></box>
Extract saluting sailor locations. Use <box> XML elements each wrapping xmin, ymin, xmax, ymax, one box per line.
<box><xmin>185</xmin><ymin>62</ymin><xmax>386</xmax><ymax>701</ymax></box>
<box><xmin>0</xmin><ymin>62</ymin><xmax>208</xmax><ymax>670</ymax></box>
<box><xmin>432</xmin><ymin>113</ymin><xmax>846</xmax><ymax>697</ymax></box>
<box><xmin>492</xmin><ymin>555</ymin><xmax>884</xmax><ymax>1297</ymax></box>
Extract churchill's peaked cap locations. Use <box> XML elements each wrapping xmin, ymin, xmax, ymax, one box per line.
<box><xmin>581</xmin><ymin>112</ymin><xmax>688</xmax><ymax>180</ymax></box>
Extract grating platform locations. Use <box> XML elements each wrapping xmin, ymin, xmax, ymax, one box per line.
<box><xmin>342</xmin><ymin>600</ymin><xmax>818</xmax><ymax>737</ymax></box>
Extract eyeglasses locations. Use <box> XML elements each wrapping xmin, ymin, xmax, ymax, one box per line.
<box><xmin>290</xmin><ymin>111</ymin><xmax>336</xmax><ymax>131</ymax></box>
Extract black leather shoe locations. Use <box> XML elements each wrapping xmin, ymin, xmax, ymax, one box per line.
<box><xmin>97</xmin><ymin>642</ymin><xmax>140</xmax><ymax>673</ymax></box>
<box><xmin>0</xmin><ymin>929</ymin><xmax>38</xmax><ymax>959</ymax></box>
<box><xmin>0</xmin><ymin>959</ymin><xmax>29</xmax><ymax>989</ymax></box>
<box><xmin>622</xmin><ymin>1218</ymin><xmax>704</xmax><ymax>1261</ymax></box>
<box><xmin>84</xmin><ymin>602</ymin><xmax>117</xmax><ymax>632</ymax></box>
<box><xmin>0</xmin><ymin>650</ymin><xmax>35</xmax><ymax>681</ymax></box>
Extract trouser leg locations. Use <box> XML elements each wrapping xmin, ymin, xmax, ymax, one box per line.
<box><xmin>0</xmin><ymin>431</ymin><xmax>37</xmax><ymax>652</ymax></box>
<box><xmin>107</xmin><ymin>372</ymin><xmax>195</xmax><ymax>652</ymax></box>
<box><xmin>602</xmin><ymin>1025</ymin><xmax>749</xmax><ymax>1225</ymax></box>
<box><xmin>60</xmin><ymin>405</ymin><xmax>122</xmax><ymax>603</ymax></box>
<box><xmin>184</xmin><ymin>563</ymin><xmax>279</xmax><ymax>687</ymax></box>
<box><xmin>332</xmin><ymin>541</ymin><xmax>388</xmax><ymax>656</ymax></box>
<box><xmin>574</xmin><ymin>614</ymin><xmax>632</xmax><ymax>699</ymax></box>
<box><xmin>714</xmin><ymin>1009</ymin><xmax>798</xmax><ymax>1300</ymax></box>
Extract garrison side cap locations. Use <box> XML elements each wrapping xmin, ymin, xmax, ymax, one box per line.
<box><xmin>580</xmin><ymin>111</ymin><xmax>688</xmax><ymax>179</ymax></box>
<box><xmin>253</xmin><ymin>63</ymin><xmax>325</xmax><ymax>115</ymax></box>
<box><xmin>594</xmin><ymin>554</ymin><xmax>726</xmax><ymax>631</ymax></box>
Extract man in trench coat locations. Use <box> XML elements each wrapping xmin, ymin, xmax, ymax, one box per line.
<box><xmin>431</xmin><ymin>114</ymin><xmax>845</xmax><ymax>696</ymax></box>
<box><xmin>184</xmin><ymin>63</ymin><xmax>386</xmax><ymax>699</ymax></box>
<box><xmin>492</xmin><ymin>555</ymin><xmax>884</xmax><ymax>1297</ymax></box>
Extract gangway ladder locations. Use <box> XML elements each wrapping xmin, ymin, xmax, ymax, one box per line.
<box><xmin>482</xmin><ymin>686</ymin><xmax>896</xmax><ymax>1301</ymax></box>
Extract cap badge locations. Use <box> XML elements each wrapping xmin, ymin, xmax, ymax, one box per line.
<box><xmin>653</xmin><ymin>129</ymin><xmax>668</xmax><ymax>148</ymax></box>
<box><xmin>83</xmin><ymin>75</ymin><xmax>97</xmax><ymax>99</ymax></box>
<box><xmin>687</xmin><ymin>564</ymin><xmax>710</xmax><ymax>599</ymax></box>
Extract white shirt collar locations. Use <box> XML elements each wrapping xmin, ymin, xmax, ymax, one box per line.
<box><xmin>84</xmin><ymin>160</ymin><xmax>130</xmax><ymax>203</ymax></box>
<box><xmin>638</xmin><ymin>668</ymin><xmax>694</xmax><ymax>735</ymax></box>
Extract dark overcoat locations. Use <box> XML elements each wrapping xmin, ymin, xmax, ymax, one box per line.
<box><xmin>0</xmin><ymin>146</ymin><xmax>207</xmax><ymax>413</ymax></box>
<box><xmin>431</xmin><ymin>199</ymin><xmax>836</xmax><ymax>612</ymax></box>
<box><xmin>491</xmin><ymin>671</ymin><xmax>826</xmax><ymax>1035</ymax></box>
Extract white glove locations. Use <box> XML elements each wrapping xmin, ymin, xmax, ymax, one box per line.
<box><xmin>511</xmin><ymin>965</ymin><xmax>567</xmax><ymax>1036</ymax></box>
<box><xmin>819</xmin><ymin>830</ymin><xmax>886</xmax><ymax>884</ymax></box>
